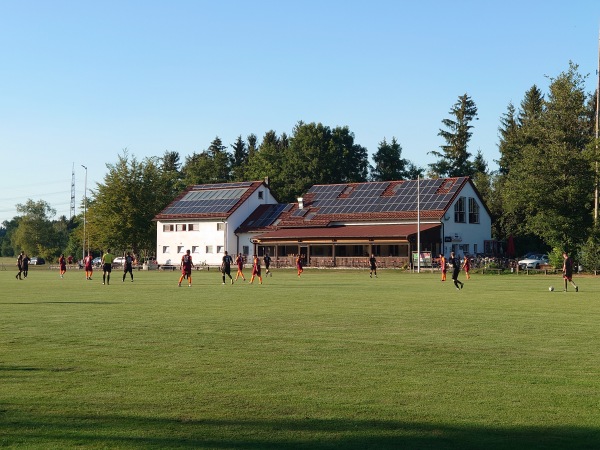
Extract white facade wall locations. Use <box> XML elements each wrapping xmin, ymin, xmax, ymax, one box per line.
<box><xmin>440</xmin><ymin>182</ymin><xmax>491</xmax><ymax>257</ymax></box>
<box><xmin>155</xmin><ymin>185</ymin><xmax>276</xmax><ymax>266</ymax></box>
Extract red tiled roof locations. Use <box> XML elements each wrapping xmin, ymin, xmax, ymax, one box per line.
<box><xmin>255</xmin><ymin>223</ymin><xmax>441</xmax><ymax>241</ymax></box>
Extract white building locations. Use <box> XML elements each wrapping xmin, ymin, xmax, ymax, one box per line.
<box><xmin>155</xmin><ymin>177</ymin><xmax>493</xmax><ymax>268</ymax></box>
<box><xmin>153</xmin><ymin>181</ymin><xmax>277</xmax><ymax>266</ymax></box>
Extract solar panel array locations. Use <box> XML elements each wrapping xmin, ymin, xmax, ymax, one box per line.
<box><xmin>162</xmin><ymin>187</ymin><xmax>250</xmax><ymax>215</ymax></box>
<box><xmin>251</xmin><ymin>203</ymin><xmax>290</xmax><ymax>228</ymax></box>
<box><xmin>305</xmin><ymin>179</ymin><xmax>461</xmax><ymax>216</ymax></box>
<box><xmin>191</xmin><ymin>182</ymin><xmax>254</xmax><ymax>190</ymax></box>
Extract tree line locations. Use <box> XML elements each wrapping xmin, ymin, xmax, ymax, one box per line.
<box><xmin>1</xmin><ymin>63</ymin><xmax>599</xmax><ymax>269</ymax></box>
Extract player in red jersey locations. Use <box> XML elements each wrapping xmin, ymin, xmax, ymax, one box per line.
<box><xmin>235</xmin><ymin>253</ymin><xmax>246</xmax><ymax>282</ymax></box>
<box><xmin>84</xmin><ymin>252</ymin><xmax>94</xmax><ymax>280</ymax></box>
<box><xmin>462</xmin><ymin>254</ymin><xmax>471</xmax><ymax>280</ymax></box>
<box><xmin>59</xmin><ymin>254</ymin><xmax>67</xmax><ymax>278</ymax></box>
<box><xmin>178</xmin><ymin>250</ymin><xmax>194</xmax><ymax>287</ymax></box>
<box><xmin>562</xmin><ymin>251</ymin><xmax>579</xmax><ymax>292</ymax></box>
<box><xmin>440</xmin><ymin>254</ymin><xmax>447</xmax><ymax>281</ymax></box>
<box><xmin>250</xmin><ymin>255</ymin><xmax>263</xmax><ymax>284</ymax></box>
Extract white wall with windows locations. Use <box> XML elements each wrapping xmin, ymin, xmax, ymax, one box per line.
<box><xmin>441</xmin><ymin>182</ymin><xmax>491</xmax><ymax>257</ymax></box>
<box><xmin>155</xmin><ymin>184</ymin><xmax>277</xmax><ymax>266</ymax></box>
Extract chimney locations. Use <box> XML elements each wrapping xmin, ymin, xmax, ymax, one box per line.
<box><xmin>264</xmin><ymin>176</ymin><xmax>269</xmax><ymax>186</ymax></box>
<box><xmin>297</xmin><ymin>197</ymin><xmax>304</xmax><ymax>210</ymax></box>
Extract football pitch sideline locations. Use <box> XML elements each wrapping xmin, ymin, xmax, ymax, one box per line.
<box><xmin>1</xmin><ymin>268</ymin><xmax>600</xmax><ymax>449</ymax></box>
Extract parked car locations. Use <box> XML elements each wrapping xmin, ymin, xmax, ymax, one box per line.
<box><xmin>518</xmin><ymin>254</ymin><xmax>549</xmax><ymax>270</ymax></box>
<box><xmin>113</xmin><ymin>256</ymin><xmax>126</xmax><ymax>266</ymax></box>
<box><xmin>92</xmin><ymin>257</ymin><xmax>102</xmax><ymax>267</ymax></box>
<box><xmin>30</xmin><ymin>257</ymin><xmax>45</xmax><ymax>265</ymax></box>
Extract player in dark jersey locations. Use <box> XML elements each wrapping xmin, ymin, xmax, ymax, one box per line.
<box><xmin>448</xmin><ymin>251</ymin><xmax>464</xmax><ymax>290</ymax></box>
<box><xmin>221</xmin><ymin>251</ymin><xmax>234</xmax><ymax>284</ymax></box>
<box><xmin>263</xmin><ymin>253</ymin><xmax>272</xmax><ymax>277</ymax></box>
<box><xmin>16</xmin><ymin>251</ymin><xmax>24</xmax><ymax>280</ymax></box>
<box><xmin>178</xmin><ymin>250</ymin><xmax>194</xmax><ymax>287</ymax></box>
<box><xmin>123</xmin><ymin>252</ymin><xmax>134</xmax><ymax>282</ymax></box>
<box><xmin>369</xmin><ymin>254</ymin><xmax>377</xmax><ymax>278</ymax></box>
<box><xmin>562</xmin><ymin>251</ymin><xmax>579</xmax><ymax>292</ymax></box>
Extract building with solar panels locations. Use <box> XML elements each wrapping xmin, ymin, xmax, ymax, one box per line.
<box><xmin>153</xmin><ymin>180</ymin><xmax>278</xmax><ymax>266</ymax></box>
<box><xmin>236</xmin><ymin>177</ymin><xmax>492</xmax><ymax>269</ymax></box>
<box><xmin>155</xmin><ymin>177</ymin><xmax>492</xmax><ymax>269</ymax></box>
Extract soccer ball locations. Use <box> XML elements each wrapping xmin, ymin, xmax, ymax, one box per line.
<box><xmin>549</xmin><ymin>286</ymin><xmax>554</xmax><ymax>292</ymax></box>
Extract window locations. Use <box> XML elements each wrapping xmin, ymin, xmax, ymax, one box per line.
<box><xmin>217</xmin><ymin>223</ymin><xmax>225</xmax><ymax>231</ymax></box>
<box><xmin>205</xmin><ymin>246</ymin><xmax>213</xmax><ymax>254</ymax></box>
<box><xmin>162</xmin><ymin>246</ymin><xmax>170</xmax><ymax>253</ymax></box>
<box><xmin>177</xmin><ymin>246</ymin><xmax>185</xmax><ymax>253</ymax></box>
<box><xmin>176</xmin><ymin>224</ymin><xmax>187</xmax><ymax>232</ymax></box>
<box><xmin>192</xmin><ymin>246</ymin><xmax>199</xmax><ymax>253</ymax></box>
<box><xmin>258</xmin><ymin>190</ymin><xmax>264</xmax><ymax>200</ymax></box>
<box><xmin>468</xmin><ymin>198</ymin><xmax>480</xmax><ymax>224</ymax></box>
<box><xmin>458</xmin><ymin>244</ymin><xmax>470</xmax><ymax>253</ymax></box>
<box><xmin>217</xmin><ymin>245</ymin><xmax>224</xmax><ymax>253</ymax></box>
<box><xmin>188</xmin><ymin>223</ymin><xmax>199</xmax><ymax>231</ymax></box>
<box><xmin>242</xmin><ymin>246</ymin><xmax>249</xmax><ymax>255</ymax></box>
<box><xmin>163</xmin><ymin>224</ymin><xmax>174</xmax><ymax>232</ymax></box>
<box><xmin>454</xmin><ymin>197</ymin><xmax>466</xmax><ymax>223</ymax></box>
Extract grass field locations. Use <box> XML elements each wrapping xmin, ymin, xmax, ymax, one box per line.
<box><xmin>1</xmin><ymin>263</ymin><xmax>600</xmax><ymax>449</ymax></box>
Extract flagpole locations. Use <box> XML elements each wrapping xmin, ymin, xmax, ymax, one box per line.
<box><xmin>417</xmin><ymin>176</ymin><xmax>421</xmax><ymax>273</ymax></box>
<box><xmin>595</xmin><ymin>28</ymin><xmax>599</xmax><ymax>223</ymax></box>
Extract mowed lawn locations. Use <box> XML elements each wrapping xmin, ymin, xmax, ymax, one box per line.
<box><xmin>1</xmin><ymin>264</ymin><xmax>600</xmax><ymax>449</ymax></box>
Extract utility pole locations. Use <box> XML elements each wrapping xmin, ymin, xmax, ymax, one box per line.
<box><xmin>70</xmin><ymin>163</ymin><xmax>76</xmax><ymax>220</ymax></box>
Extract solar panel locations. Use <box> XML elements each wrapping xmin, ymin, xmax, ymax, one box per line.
<box><xmin>251</xmin><ymin>203</ymin><xmax>289</xmax><ymax>228</ymax></box>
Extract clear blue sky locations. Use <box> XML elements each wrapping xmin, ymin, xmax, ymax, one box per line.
<box><xmin>1</xmin><ymin>0</ymin><xmax>599</xmax><ymax>224</ymax></box>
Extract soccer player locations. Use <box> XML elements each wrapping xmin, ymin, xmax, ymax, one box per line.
<box><xmin>448</xmin><ymin>251</ymin><xmax>464</xmax><ymax>290</ymax></box>
<box><xmin>235</xmin><ymin>253</ymin><xmax>246</xmax><ymax>281</ymax></box>
<box><xmin>440</xmin><ymin>253</ymin><xmax>446</xmax><ymax>281</ymax></box>
<box><xmin>249</xmin><ymin>255</ymin><xmax>263</xmax><ymax>284</ymax></box>
<box><xmin>296</xmin><ymin>254</ymin><xmax>304</xmax><ymax>277</ymax></box>
<box><xmin>263</xmin><ymin>252</ymin><xmax>272</xmax><ymax>277</ymax></box>
<box><xmin>22</xmin><ymin>254</ymin><xmax>30</xmax><ymax>278</ymax></box>
<box><xmin>123</xmin><ymin>252</ymin><xmax>134</xmax><ymax>282</ymax></box>
<box><xmin>101</xmin><ymin>249</ymin><xmax>115</xmax><ymax>285</ymax></box>
<box><xmin>462</xmin><ymin>254</ymin><xmax>471</xmax><ymax>280</ymax></box>
<box><xmin>16</xmin><ymin>251</ymin><xmax>24</xmax><ymax>280</ymax></box>
<box><xmin>59</xmin><ymin>254</ymin><xmax>67</xmax><ymax>278</ymax></box>
<box><xmin>562</xmin><ymin>251</ymin><xmax>579</xmax><ymax>292</ymax></box>
<box><xmin>178</xmin><ymin>249</ymin><xmax>194</xmax><ymax>287</ymax></box>
<box><xmin>369</xmin><ymin>254</ymin><xmax>377</xmax><ymax>278</ymax></box>
<box><xmin>221</xmin><ymin>251</ymin><xmax>234</xmax><ymax>284</ymax></box>
<box><xmin>84</xmin><ymin>252</ymin><xmax>94</xmax><ymax>280</ymax></box>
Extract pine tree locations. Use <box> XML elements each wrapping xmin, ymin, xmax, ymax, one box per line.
<box><xmin>429</xmin><ymin>94</ymin><xmax>478</xmax><ymax>177</ymax></box>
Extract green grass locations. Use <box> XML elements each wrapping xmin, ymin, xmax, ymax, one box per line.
<box><xmin>1</xmin><ymin>265</ymin><xmax>600</xmax><ymax>449</ymax></box>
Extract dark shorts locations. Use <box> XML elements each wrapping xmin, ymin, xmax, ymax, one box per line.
<box><xmin>452</xmin><ymin>268</ymin><xmax>460</xmax><ymax>280</ymax></box>
<box><xmin>222</xmin><ymin>266</ymin><xmax>231</xmax><ymax>275</ymax></box>
<box><xmin>103</xmin><ymin>263</ymin><xmax>112</xmax><ymax>273</ymax></box>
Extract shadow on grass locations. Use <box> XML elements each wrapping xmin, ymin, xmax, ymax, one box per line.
<box><xmin>2</xmin><ymin>301</ymin><xmax>121</xmax><ymax>305</ymax></box>
<box><xmin>1</xmin><ymin>412</ymin><xmax>599</xmax><ymax>449</ymax></box>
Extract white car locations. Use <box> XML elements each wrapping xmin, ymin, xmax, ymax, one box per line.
<box><xmin>112</xmin><ymin>256</ymin><xmax>126</xmax><ymax>265</ymax></box>
<box><xmin>518</xmin><ymin>254</ymin><xmax>549</xmax><ymax>270</ymax></box>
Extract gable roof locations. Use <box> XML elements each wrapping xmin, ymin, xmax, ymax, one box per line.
<box><xmin>154</xmin><ymin>181</ymin><xmax>267</xmax><ymax>221</ymax></box>
<box><xmin>238</xmin><ymin>177</ymin><xmax>476</xmax><ymax>232</ymax></box>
